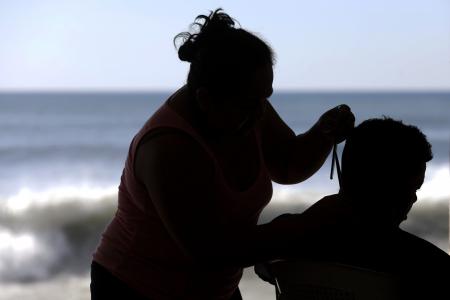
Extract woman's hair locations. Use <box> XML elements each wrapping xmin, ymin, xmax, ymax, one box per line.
<box><xmin>174</xmin><ymin>8</ymin><xmax>275</xmax><ymax>97</ymax></box>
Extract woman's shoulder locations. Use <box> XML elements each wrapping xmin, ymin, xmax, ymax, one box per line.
<box><xmin>134</xmin><ymin>128</ymin><xmax>215</xmax><ymax>185</ymax></box>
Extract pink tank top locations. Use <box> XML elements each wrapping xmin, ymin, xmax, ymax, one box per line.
<box><xmin>93</xmin><ymin>96</ymin><xmax>273</xmax><ymax>300</ymax></box>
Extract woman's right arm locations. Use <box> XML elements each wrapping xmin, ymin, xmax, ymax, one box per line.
<box><xmin>135</xmin><ymin>131</ymin><xmax>349</xmax><ymax>268</ymax></box>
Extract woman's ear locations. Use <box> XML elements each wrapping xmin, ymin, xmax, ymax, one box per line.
<box><xmin>195</xmin><ymin>87</ymin><xmax>211</xmax><ymax>112</ymax></box>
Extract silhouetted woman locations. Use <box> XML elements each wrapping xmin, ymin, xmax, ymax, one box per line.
<box><xmin>91</xmin><ymin>9</ymin><xmax>354</xmax><ymax>300</ymax></box>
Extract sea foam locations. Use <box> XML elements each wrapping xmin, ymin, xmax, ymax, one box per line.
<box><xmin>0</xmin><ymin>163</ymin><xmax>448</xmax><ymax>282</ymax></box>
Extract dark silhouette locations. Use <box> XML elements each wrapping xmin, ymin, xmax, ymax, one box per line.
<box><xmin>258</xmin><ymin>118</ymin><xmax>450</xmax><ymax>299</ymax></box>
<box><xmin>90</xmin><ymin>8</ymin><xmax>355</xmax><ymax>300</ymax></box>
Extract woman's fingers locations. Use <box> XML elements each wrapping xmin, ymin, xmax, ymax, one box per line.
<box><xmin>319</xmin><ymin>104</ymin><xmax>355</xmax><ymax>143</ymax></box>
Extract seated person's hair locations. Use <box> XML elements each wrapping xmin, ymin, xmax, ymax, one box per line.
<box><xmin>341</xmin><ymin>117</ymin><xmax>433</xmax><ymax>225</ymax></box>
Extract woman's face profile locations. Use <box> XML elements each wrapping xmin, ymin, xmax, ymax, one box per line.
<box><xmin>201</xmin><ymin>64</ymin><xmax>274</xmax><ymax>136</ymax></box>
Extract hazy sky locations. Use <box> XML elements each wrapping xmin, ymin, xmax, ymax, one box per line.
<box><xmin>1</xmin><ymin>0</ymin><xmax>449</xmax><ymax>91</ymax></box>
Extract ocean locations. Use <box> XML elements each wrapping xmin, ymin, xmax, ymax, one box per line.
<box><xmin>0</xmin><ymin>91</ymin><xmax>449</xmax><ymax>299</ymax></box>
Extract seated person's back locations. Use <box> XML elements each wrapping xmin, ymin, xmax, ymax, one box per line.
<box><xmin>282</xmin><ymin>118</ymin><xmax>449</xmax><ymax>298</ymax></box>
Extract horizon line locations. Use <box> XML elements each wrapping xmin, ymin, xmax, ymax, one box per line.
<box><xmin>1</xmin><ymin>87</ymin><xmax>450</xmax><ymax>94</ymax></box>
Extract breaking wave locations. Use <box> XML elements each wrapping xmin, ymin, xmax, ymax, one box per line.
<box><xmin>0</xmin><ymin>164</ymin><xmax>448</xmax><ymax>282</ymax></box>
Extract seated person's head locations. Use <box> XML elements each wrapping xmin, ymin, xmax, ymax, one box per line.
<box><xmin>341</xmin><ymin>118</ymin><xmax>432</xmax><ymax>227</ymax></box>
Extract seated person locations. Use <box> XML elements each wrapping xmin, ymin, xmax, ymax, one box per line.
<box><xmin>258</xmin><ymin>118</ymin><xmax>449</xmax><ymax>298</ymax></box>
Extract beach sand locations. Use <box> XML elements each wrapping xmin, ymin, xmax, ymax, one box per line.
<box><xmin>0</xmin><ymin>269</ymin><xmax>275</xmax><ymax>300</ymax></box>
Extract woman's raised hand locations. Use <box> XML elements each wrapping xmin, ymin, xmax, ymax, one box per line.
<box><xmin>317</xmin><ymin>104</ymin><xmax>355</xmax><ymax>144</ymax></box>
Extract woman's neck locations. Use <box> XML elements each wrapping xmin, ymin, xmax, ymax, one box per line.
<box><xmin>167</xmin><ymin>86</ymin><xmax>216</xmax><ymax>140</ymax></box>
<box><xmin>168</xmin><ymin>85</ymin><xmax>253</xmax><ymax>144</ymax></box>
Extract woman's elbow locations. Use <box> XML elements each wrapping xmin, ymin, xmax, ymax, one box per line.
<box><xmin>269</xmin><ymin>167</ymin><xmax>310</xmax><ymax>185</ymax></box>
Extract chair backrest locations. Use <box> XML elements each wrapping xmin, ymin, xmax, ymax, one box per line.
<box><xmin>267</xmin><ymin>260</ymin><xmax>401</xmax><ymax>300</ymax></box>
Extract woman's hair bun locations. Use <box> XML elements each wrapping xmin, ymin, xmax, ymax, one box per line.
<box><xmin>177</xmin><ymin>36</ymin><xmax>196</xmax><ymax>62</ymax></box>
<box><xmin>173</xmin><ymin>9</ymin><xmax>274</xmax><ymax>94</ymax></box>
<box><xmin>174</xmin><ymin>8</ymin><xmax>237</xmax><ymax>63</ymax></box>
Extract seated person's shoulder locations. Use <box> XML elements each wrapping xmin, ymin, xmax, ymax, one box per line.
<box><xmin>394</xmin><ymin>229</ymin><xmax>449</xmax><ymax>297</ymax></box>
<box><xmin>398</xmin><ymin>229</ymin><xmax>449</xmax><ymax>261</ymax></box>
<box><xmin>396</xmin><ymin>229</ymin><xmax>450</xmax><ymax>279</ymax></box>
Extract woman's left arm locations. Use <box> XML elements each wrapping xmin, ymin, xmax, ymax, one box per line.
<box><xmin>260</xmin><ymin>100</ymin><xmax>354</xmax><ymax>184</ymax></box>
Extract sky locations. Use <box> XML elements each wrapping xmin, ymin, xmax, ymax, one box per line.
<box><xmin>0</xmin><ymin>0</ymin><xmax>449</xmax><ymax>91</ymax></box>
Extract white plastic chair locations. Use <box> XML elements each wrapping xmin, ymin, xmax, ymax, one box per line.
<box><xmin>255</xmin><ymin>260</ymin><xmax>401</xmax><ymax>300</ymax></box>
